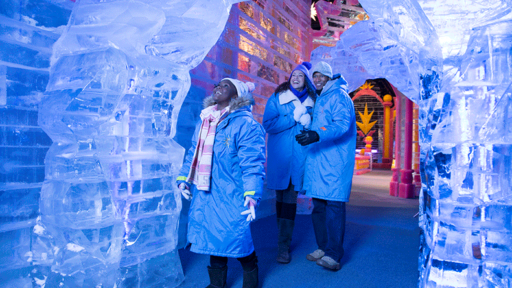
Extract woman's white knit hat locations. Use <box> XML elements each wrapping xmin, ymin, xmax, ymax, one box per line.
<box><xmin>311</xmin><ymin>61</ymin><xmax>333</xmax><ymax>79</ymax></box>
<box><xmin>222</xmin><ymin>78</ymin><xmax>256</xmax><ymax>97</ymax></box>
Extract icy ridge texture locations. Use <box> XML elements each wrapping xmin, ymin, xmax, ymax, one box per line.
<box><xmin>32</xmin><ymin>0</ymin><xmax>241</xmax><ymax>287</ymax></box>
<box><xmin>311</xmin><ymin>0</ymin><xmax>512</xmax><ymax>286</ymax></box>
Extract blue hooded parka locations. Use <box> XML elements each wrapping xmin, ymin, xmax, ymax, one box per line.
<box><xmin>303</xmin><ymin>75</ymin><xmax>356</xmax><ymax>202</ymax></box>
<box><xmin>178</xmin><ymin>95</ymin><xmax>266</xmax><ymax>258</ymax></box>
<box><xmin>263</xmin><ymin>90</ymin><xmax>314</xmax><ymax>191</ymax></box>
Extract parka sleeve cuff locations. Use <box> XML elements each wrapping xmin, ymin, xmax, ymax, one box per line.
<box><xmin>244</xmin><ymin>191</ymin><xmax>256</xmax><ymax>197</ymax></box>
<box><xmin>177</xmin><ymin>176</ymin><xmax>187</xmax><ymax>181</ymax></box>
<box><xmin>315</xmin><ymin>126</ymin><xmax>329</xmax><ymax>142</ymax></box>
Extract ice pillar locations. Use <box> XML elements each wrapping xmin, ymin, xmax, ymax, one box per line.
<box><xmin>399</xmin><ymin>97</ymin><xmax>414</xmax><ymax>199</ymax></box>
<box><xmin>391</xmin><ymin>88</ymin><xmax>402</xmax><ymax>197</ymax></box>
<box><xmin>419</xmin><ymin>18</ymin><xmax>512</xmax><ymax>287</ymax></box>
<box><xmin>36</xmin><ymin>1</ymin><xmax>242</xmax><ymax>287</ymax></box>
<box><xmin>382</xmin><ymin>94</ymin><xmax>392</xmax><ymax>165</ymax></box>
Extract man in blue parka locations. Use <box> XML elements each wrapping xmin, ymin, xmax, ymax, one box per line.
<box><xmin>295</xmin><ymin>61</ymin><xmax>356</xmax><ymax>271</ymax></box>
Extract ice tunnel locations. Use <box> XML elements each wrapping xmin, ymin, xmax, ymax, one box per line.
<box><xmin>1</xmin><ymin>0</ymin><xmax>512</xmax><ymax>287</ymax></box>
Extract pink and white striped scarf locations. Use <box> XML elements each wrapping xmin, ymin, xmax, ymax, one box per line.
<box><xmin>186</xmin><ymin>105</ymin><xmax>229</xmax><ymax>191</ymax></box>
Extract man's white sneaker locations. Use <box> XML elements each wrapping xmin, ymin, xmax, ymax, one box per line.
<box><xmin>316</xmin><ymin>256</ymin><xmax>341</xmax><ymax>271</ymax></box>
<box><xmin>306</xmin><ymin>249</ymin><xmax>325</xmax><ymax>262</ymax></box>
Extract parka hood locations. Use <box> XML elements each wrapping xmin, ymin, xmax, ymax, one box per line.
<box><xmin>319</xmin><ymin>74</ymin><xmax>349</xmax><ymax>96</ymax></box>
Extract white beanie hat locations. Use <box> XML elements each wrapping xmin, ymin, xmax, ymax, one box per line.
<box><xmin>311</xmin><ymin>61</ymin><xmax>333</xmax><ymax>79</ymax></box>
<box><xmin>222</xmin><ymin>78</ymin><xmax>256</xmax><ymax>98</ymax></box>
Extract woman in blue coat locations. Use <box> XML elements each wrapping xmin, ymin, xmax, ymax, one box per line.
<box><xmin>262</xmin><ymin>62</ymin><xmax>316</xmax><ymax>264</ymax></box>
<box><xmin>177</xmin><ymin>78</ymin><xmax>266</xmax><ymax>288</ymax></box>
<box><xmin>296</xmin><ymin>61</ymin><xmax>357</xmax><ymax>271</ymax></box>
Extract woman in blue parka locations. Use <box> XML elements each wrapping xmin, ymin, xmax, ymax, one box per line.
<box><xmin>262</xmin><ymin>62</ymin><xmax>316</xmax><ymax>264</ymax></box>
<box><xmin>177</xmin><ymin>78</ymin><xmax>265</xmax><ymax>288</ymax></box>
<box><xmin>295</xmin><ymin>61</ymin><xmax>356</xmax><ymax>271</ymax></box>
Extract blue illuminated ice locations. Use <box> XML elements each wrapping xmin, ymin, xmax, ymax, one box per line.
<box><xmin>312</xmin><ymin>0</ymin><xmax>512</xmax><ymax>286</ymax></box>
<box><xmin>31</xmin><ymin>0</ymin><xmax>241</xmax><ymax>287</ymax></box>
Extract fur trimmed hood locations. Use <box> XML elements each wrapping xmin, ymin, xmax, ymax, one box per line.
<box><xmin>203</xmin><ymin>94</ymin><xmax>255</xmax><ymax>111</ymax></box>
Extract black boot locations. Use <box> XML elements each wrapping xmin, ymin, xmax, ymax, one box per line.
<box><xmin>276</xmin><ymin>218</ymin><xmax>295</xmax><ymax>263</ymax></box>
<box><xmin>242</xmin><ymin>257</ymin><xmax>258</xmax><ymax>288</ymax></box>
<box><xmin>206</xmin><ymin>266</ymin><xmax>227</xmax><ymax>288</ymax></box>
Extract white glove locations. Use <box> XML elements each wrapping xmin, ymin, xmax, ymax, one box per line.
<box><xmin>299</xmin><ymin>114</ymin><xmax>311</xmax><ymax>129</ymax></box>
<box><xmin>179</xmin><ymin>183</ymin><xmax>192</xmax><ymax>200</ymax></box>
<box><xmin>241</xmin><ymin>196</ymin><xmax>257</xmax><ymax>222</ymax></box>
<box><xmin>293</xmin><ymin>104</ymin><xmax>307</xmax><ymax>122</ymax></box>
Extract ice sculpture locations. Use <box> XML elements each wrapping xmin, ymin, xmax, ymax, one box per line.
<box><xmin>35</xmin><ymin>0</ymin><xmax>242</xmax><ymax>286</ymax></box>
<box><xmin>311</xmin><ymin>0</ymin><xmax>512</xmax><ymax>286</ymax></box>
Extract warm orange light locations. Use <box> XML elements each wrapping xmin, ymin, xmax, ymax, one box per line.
<box><xmin>359</xmin><ymin>81</ymin><xmax>374</xmax><ymax>90</ymax></box>
<box><xmin>356</xmin><ymin>103</ymin><xmax>377</xmax><ymax>135</ymax></box>
<box><xmin>311</xmin><ymin>3</ymin><xmax>318</xmax><ymax>21</ymax></box>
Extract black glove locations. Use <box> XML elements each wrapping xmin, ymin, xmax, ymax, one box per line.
<box><xmin>295</xmin><ymin>130</ymin><xmax>319</xmax><ymax>146</ymax></box>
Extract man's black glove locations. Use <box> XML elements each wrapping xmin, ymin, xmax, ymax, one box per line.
<box><xmin>295</xmin><ymin>130</ymin><xmax>320</xmax><ymax>146</ymax></box>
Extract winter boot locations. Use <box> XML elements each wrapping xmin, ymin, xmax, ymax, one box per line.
<box><xmin>242</xmin><ymin>257</ymin><xmax>258</xmax><ymax>288</ymax></box>
<box><xmin>276</xmin><ymin>218</ymin><xmax>295</xmax><ymax>263</ymax></box>
<box><xmin>206</xmin><ymin>266</ymin><xmax>227</xmax><ymax>288</ymax></box>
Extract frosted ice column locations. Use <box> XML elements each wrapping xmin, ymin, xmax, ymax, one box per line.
<box><xmin>37</xmin><ymin>0</ymin><xmax>241</xmax><ymax>287</ymax></box>
<box><xmin>311</xmin><ymin>0</ymin><xmax>512</xmax><ymax>286</ymax></box>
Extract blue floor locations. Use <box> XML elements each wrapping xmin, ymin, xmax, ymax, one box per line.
<box><xmin>178</xmin><ymin>170</ymin><xmax>419</xmax><ymax>288</ymax></box>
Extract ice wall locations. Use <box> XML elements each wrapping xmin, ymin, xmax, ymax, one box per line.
<box><xmin>311</xmin><ymin>0</ymin><xmax>512</xmax><ymax>286</ymax></box>
<box><xmin>5</xmin><ymin>0</ymin><xmax>241</xmax><ymax>287</ymax></box>
<box><xmin>0</xmin><ymin>1</ymin><xmax>72</xmax><ymax>287</ymax></box>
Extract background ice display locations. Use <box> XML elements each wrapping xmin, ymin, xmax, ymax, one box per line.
<box><xmin>311</xmin><ymin>0</ymin><xmax>512</xmax><ymax>286</ymax></box>
<box><xmin>1</xmin><ymin>0</ymin><xmax>241</xmax><ymax>287</ymax></box>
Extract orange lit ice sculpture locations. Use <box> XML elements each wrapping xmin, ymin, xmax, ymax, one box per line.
<box><xmin>382</xmin><ymin>94</ymin><xmax>393</xmax><ymax>165</ymax></box>
<box><xmin>354</xmin><ymin>103</ymin><xmax>376</xmax><ymax>174</ymax></box>
<box><xmin>364</xmin><ymin>134</ymin><xmax>374</xmax><ymax>152</ymax></box>
<box><xmin>356</xmin><ymin>103</ymin><xmax>377</xmax><ymax>147</ymax></box>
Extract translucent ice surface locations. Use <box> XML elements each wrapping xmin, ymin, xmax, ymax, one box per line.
<box><xmin>33</xmin><ymin>0</ymin><xmax>241</xmax><ymax>287</ymax></box>
<box><xmin>311</xmin><ymin>0</ymin><xmax>512</xmax><ymax>286</ymax></box>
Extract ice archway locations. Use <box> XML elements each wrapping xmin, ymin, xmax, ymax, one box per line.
<box><xmin>36</xmin><ymin>0</ymin><xmax>242</xmax><ymax>287</ymax></box>
<box><xmin>311</xmin><ymin>0</ymin><xmax>512</xmax><ymax>286</ymax></box>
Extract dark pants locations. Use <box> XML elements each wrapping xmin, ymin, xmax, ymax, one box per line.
<box><xmin>311</xmin><ymin>198</ymin><xmax>346</xmax><ymax>262</ymax></box>
<box><xmin>276</xmin><ymin>181</ymin><xmax>297</xmax><ymax>251</ymax></box>
<box><xmin>275</xmin><ymin>181</ymin><xmax>298</xmax><ymax>221</ymax></box>
<box><xmin>210</xmin><ymin>251</ymin><xmax>257</xmax><ymax>272</ymax></box>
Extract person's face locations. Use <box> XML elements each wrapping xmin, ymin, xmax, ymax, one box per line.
<box><xmin>213</xmin><ymin>80</ymin><xmax>237</xmax><ymax>105</ymax></box>
<box><xmin>313</xmin><ymin>72</ymin><xmax>330</xmax><ymax>90</ymax></box>
<box><xmin>290</xmin><ymin>70</ymin><xmax>306</xmax><ymax>91</ymax></box>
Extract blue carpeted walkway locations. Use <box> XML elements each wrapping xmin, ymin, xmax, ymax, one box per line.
<box><xmin>178</xmin><ymin>170</ymin><xmax>419</xmax><ymax>288</ymax></box>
